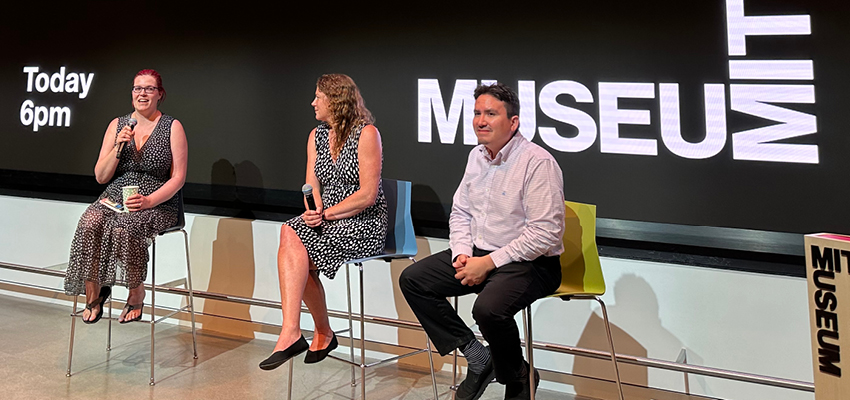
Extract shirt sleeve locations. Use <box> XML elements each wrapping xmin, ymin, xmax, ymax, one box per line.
<box><xmin>449</xmin><ymin>152</ymin><xmax>476</xmax><ymax>261</ymax></box>
<box><xmin>488</xmin><ymin>157</ymin><xmax>565</xmax><ymax>267</ymax></box>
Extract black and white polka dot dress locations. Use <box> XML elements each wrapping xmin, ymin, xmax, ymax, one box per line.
<box><xmin>284</xmin><ymin>123</ymin><xmax>388</xmax><ymax>279</ymax></box>
<box><xmin>64</xmin><ymin>113</ymin><xmax>179</xmax><ymax>295</ymax></box>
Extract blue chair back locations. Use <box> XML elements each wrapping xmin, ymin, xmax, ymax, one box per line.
<box><xmin>381</xmin><ymin>179</ymin><xmax>417</xmax><ymax>258</ymax></box>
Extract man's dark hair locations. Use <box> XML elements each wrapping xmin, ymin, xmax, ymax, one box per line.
<box><xmin>474</xmin><ymin>83</ymin><xmax>520</xmax><ymax>118</ymax></box>
<box><xmin>474</xmin><ymin>83</ymin><xmax>521</xmax><ymax>135</ymax></box>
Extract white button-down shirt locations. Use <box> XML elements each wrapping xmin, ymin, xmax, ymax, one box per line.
<box><xmin>449</xmin><ymin>134</ymin><xmax>565</xmax><ymax>267</ymax></box>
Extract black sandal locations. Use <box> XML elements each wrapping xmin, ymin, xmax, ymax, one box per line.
<box><xmin>119</xmin><ymin>303</ymin><xmax>144</xmax><ymax>324</ymax></box>
<box><xmin>82</xmin><ymin>286</ymin><xmax>111</xmax><ymax>325</ymax></box>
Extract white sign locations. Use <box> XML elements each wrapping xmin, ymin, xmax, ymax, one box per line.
<box><xmin>20</xmin><ymin>66</ymin><xmax>95</xmax><ymax>132</ymax></box>
<box><xmin>418</xmin><ymin>0</ymin><xmax>817</xmax><ymax>164</ymax></box>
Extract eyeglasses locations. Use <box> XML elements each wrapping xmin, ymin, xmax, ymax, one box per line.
<box><xmin>132</xmin><ymin>86</ymin><xmax>159</xmax><ymax>94</ymax></box>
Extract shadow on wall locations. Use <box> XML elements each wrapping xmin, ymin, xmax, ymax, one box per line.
<box><xmin>411</xmin><ymin>184</ymin><xmax>449</xmax><ymax>237</ymax></box>
<box><xmin>395</xmin><ymin>184</ymin><xmax>450</xmax><ymax>371</ymax></box>
<box><xmin>209</xmin><ymin>158</ymin><xmax>265</xmax><ymax>219</ymax></box>
<box><xmin>570</xmin><ymin>274</ymin><xmax>705</xmax><ymax>399</ymax></box>
<box><xmin>392</xmin><ymin>237</ymin><xmax>451</xmax><ymax>372</ymax></box>
<box><xmin>189</xmin><ymin>159</ymin><xmax>262</xmax><ymax>338</ymax></box>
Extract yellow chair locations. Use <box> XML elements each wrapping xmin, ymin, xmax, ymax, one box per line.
<box><xmin>522</xmin><ymin>201</ymin><xmax>624</xmax><ymax>400</ymax></box>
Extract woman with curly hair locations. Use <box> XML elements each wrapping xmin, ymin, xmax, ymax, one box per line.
<box><xmin>260</xmin><ymin>74</ymin><xmax>387</xmax><ymax>370</ymax></box>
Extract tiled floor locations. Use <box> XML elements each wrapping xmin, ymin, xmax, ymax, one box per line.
<box><xmin>0</xmin><ymin>293</ymin><xmax>579</xmax><ymax>400</ymax></box>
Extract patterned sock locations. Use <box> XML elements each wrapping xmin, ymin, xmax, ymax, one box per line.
<box><xmin>461</xmin><ymin>340</ymin><xmax>491</xmax><ymax>375</ymax></box>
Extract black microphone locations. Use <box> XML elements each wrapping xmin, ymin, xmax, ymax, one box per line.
<box><xmin>302</xmin><ymin>183</ymin><xmax>317</xmax><ymax>210</ymax></box>
<box><xmin>302</xmin><ymin>183</ymin><xmax>321</xmax><ymax>232</ymax></box>
<box><xmin>117</xmin><ymin>118</ymin><xmax>137</xmax><ymax>159</ymax></box>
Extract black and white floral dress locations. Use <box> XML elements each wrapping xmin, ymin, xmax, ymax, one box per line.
<box><xmin>284</xmin><ymin>123</ymin><xmax>388</xmax><ymax>279</ymax></box>
<box><xmin>64</xmin><ymin>113</ymin><xmax>179</xmax><ymax>295</ymax></box>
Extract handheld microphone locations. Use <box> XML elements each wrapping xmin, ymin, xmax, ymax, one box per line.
<box><xmin>302</xmin><ymin>183</ymin><xmax>321</xmax><ymax>232</ymax></box>
<box><xmin>117</xmin><ymin>118</ymin><xmax>137</xmax><ymax>159</ymax></box>
<box><xmin>302</xmin><ymin>183</ymin><xmax>317</xmax><ymax>210</ymax></box>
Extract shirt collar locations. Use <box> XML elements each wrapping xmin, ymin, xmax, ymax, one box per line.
<box><xmin>480</xmin><ymin>133</ymin><xmax>526</xmax><ymax>165</ymax></box>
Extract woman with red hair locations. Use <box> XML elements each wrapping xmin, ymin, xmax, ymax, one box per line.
<box><xmin>64</xmin><ymin>69</ymin><xmax>188</xmax><ymax>324</ymax></box>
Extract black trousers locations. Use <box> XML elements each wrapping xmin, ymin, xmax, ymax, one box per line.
<box><xmin>399</xmin><ymin>248</ymin><xmax>561</xmax><ymax>383</ymax></box>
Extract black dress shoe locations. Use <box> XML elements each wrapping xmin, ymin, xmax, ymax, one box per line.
<box><xmin>259</xmin><ymin>335</ymin><xmax>309</xmax><ymax>370</ymax></box>
<box><xmin>456</xmin><ymin>356</ymin><xmax>495</xmax><ymax>400</ymax></box>
<box><xmin>304</xmin><ymin>333</ymin><xmax>338</xmax><ymax>364</ymax></box>
<box><xmin>504</xmin><ymin>361</ymin><xmax>540</xmax><ymax>400</ymax></box>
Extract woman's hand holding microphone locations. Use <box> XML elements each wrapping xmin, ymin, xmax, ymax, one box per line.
<box><xmin>303</xmin><ymin>208</ymin><xmax>323</xmax><ymax>228</ymax></box>
<box><xmin>115</xmin><ymin>119</ymin><xmax>137</xmax><ymax>158</ymax></box>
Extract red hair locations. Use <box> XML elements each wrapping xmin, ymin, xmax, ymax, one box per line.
<box><xmin>135</xmin><ymin>69</ymin><xmax>166</xmax><ymax>105</ymax></box>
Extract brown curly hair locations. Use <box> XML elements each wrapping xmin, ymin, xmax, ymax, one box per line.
<box><xmin>317</xmin><ymin>74</ymin><xmax>374</xmax><ymax>157</ymax></box>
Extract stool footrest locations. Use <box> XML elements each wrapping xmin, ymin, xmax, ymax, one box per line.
<box><xmin>153</xmin><ymin>306</ymin><xmax>192</xmax><ymax>324</ymax></box>
<box><xmin>325</xmin><ymin>347</ymin><xmax>429</xmax><ymax>369</ymax></box>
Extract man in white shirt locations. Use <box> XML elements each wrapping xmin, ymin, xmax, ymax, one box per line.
<box><xmin>400</xmin><ymin>83</ymin><xmax>565</xmax><ymax>400</ymax></box>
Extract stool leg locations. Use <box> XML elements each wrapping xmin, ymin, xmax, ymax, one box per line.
<box><xmin>66</xmin><ymin>296</ymin><xmax>78</xmax><ymax>377</ymax></box>
<box><xmin>107</xmin><ymin>292</ymin><xmax>113</xmax><ymax>351</ymax></box>
<box><xmin>523</xmin><ymin>307</ymin><xmax>535</xmax><ymax>400</ymax></box>
<box><xmin>150</xmin><ymin>239</ymin><xmax>157</xmax><ymax>386</ymax></box>
<box><xmin>426</xmin><ymin>338</ymin><xmax>438</xmax><ymax>400</ymax></box>
<box><xmin>409</xmin><ymin>256</ymin><xmax>438</xmax><ymax>400</ymax></box>
<box><xmin>346</xmin><ymin>262</ymin><xmax>356</xmax><ymax>386</ymax></box>
<box><xmin>359</xmin><ymin>263</ymin><xmax>366</xmax><ymax>400</ymax></box>
<box><xmin>452</xmin><ymin>296</ymin><xmax>459</xmax><ymax>394</ymax></box>
<box><xmin>597</xmin><ymin>298</ymin><xmax>624</xmax><ymax>400</ymax></box>
<box><xmin>287</xmin><ymin>358</ymin><xmax>294</xmax><ymax>400</ymax></box>
<box><xmin>182</xmin><ymin>230</ymin><xmax>198</xmax><ymax>358</ymax></box>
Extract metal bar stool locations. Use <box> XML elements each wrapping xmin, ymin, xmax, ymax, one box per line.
<box><xmin>66</xmin><ymin>190</ymin><xmax>198</xmax><ymax>385</ymax></box>
<box><xmin>284</xmin><ymin>179</ymin><xmax>439</xmax><ymax>400</ymax></box>
<box><xmin>522</xmin><ymin>201</ymin><xmax>624</xmax><ymax>400</ymax></box>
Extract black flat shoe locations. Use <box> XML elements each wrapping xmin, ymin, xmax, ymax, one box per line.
<box><xmin>260</xmin><ymin>335</ymin><xmax>309</xmax><ymax>370</ymax></box>
<box><xmin>82</xmin><ymin>286</ymin><xmax>111</xmax><ymax>325</ymax></box>
<box><xmin>304</xmin><ymin>333</ymin><xmax>338</xmax><ymax>364</ymax></box>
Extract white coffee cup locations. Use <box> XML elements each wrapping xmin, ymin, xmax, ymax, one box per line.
<box><xmin>121</xmin><ymin>185</ymin><xmax>140</xmax><ymax>211</ymax></box>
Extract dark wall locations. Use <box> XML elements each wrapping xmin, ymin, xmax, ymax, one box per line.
<box><xmin>2</xmin><ymin>0</ymin><xmax>848</xmax><ymax>236</ymax></box>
